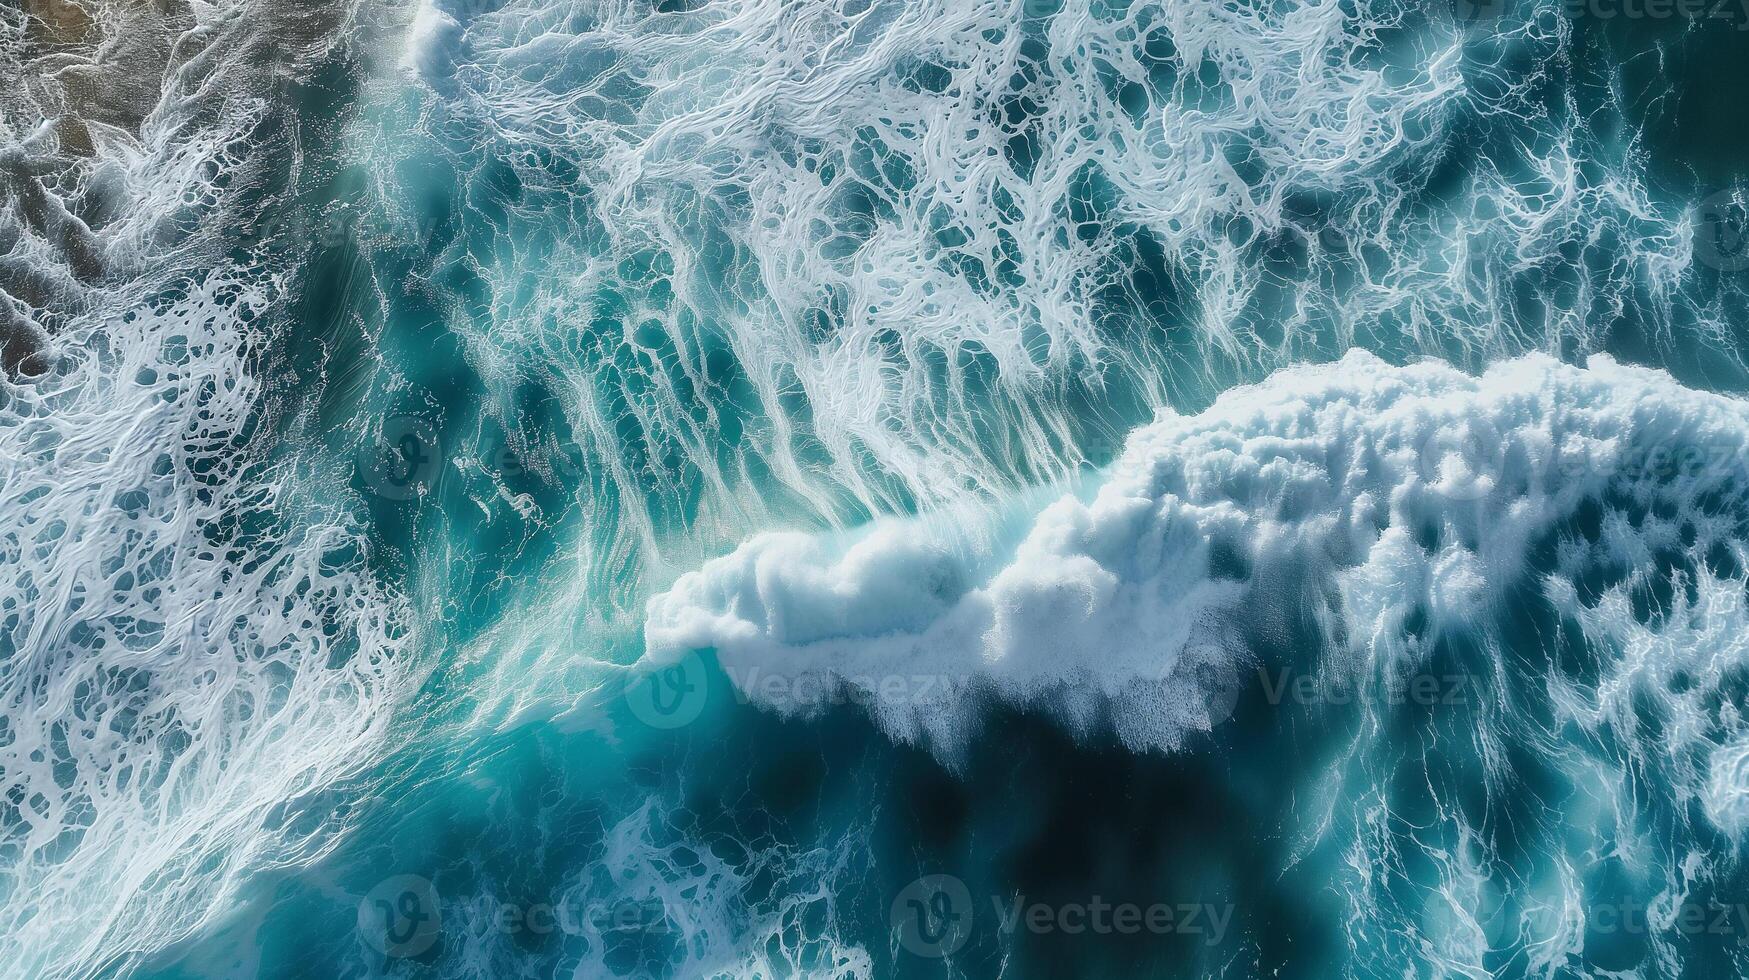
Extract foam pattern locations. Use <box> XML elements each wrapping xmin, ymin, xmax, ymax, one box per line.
<box><xmin>362</xmin><ymin>0</ymin><xmax>1745</xmax><ymax>621</ymax></box>
<box><xmin>0</xmin><ymin>278</ymin><xmax>410</xmax><ymax>977</ymax></box>
<box><xmin>1</xmin><ymin>2</ymin><xmax>416</xmax><ymax>976</ymax></box>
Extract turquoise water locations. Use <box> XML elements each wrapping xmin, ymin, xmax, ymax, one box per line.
<box><xmin>7</xmin><ymin>0</ymin><xmax>1749</xmax><ymax>976</ymax></box>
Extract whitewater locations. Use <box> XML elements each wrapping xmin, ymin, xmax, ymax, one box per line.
<box><xmin>4</xmin><ymin>0</ymin><xmax>1749</xmax><ymax>976</ymax></box>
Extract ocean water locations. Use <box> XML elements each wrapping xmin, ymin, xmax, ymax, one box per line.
<box><xmin>7</xmin><ymin>0</ymin><xmax>1749</xmax><ymax>976</ymax></box>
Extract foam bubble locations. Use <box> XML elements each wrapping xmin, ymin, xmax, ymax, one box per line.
<box><xmin>649</xmin><ymin>351</ymin><xmax>1749</xmax><ymax>765</ymax></box>
<box><xmin>0</xmin><ymin>275</ymin><xmax>415</xmax><ymax>976</ymax></box>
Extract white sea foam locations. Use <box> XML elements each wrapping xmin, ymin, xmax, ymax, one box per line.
<box><xmin>372</xmin><ymin>0</ymin><xmax>1740</xmax><ymax>624</ymax></box>
<box><xmin>648</xmin><ymin>351</ymin><xmax>1749</xmax><ymax>794</ymax></box>
<box><xmin>1</xmin><ymin>3</ymin><xmax>418</xmax><ymax>976</ymax></box>
<box><xmin>0</xmin><ymin>278</ymin><xmax>412</xmax><ymax>977</ymax></box>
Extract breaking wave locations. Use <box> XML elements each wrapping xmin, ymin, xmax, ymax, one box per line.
<box><xmin>650</xmin><ymin>350</ymin><xmax>1749</xmax><ymax>974</ymax></box>
<box><xmin>648</xmin><ymin>351</ymin><xmax>1749</xmax><ymax>770</ymax></box>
